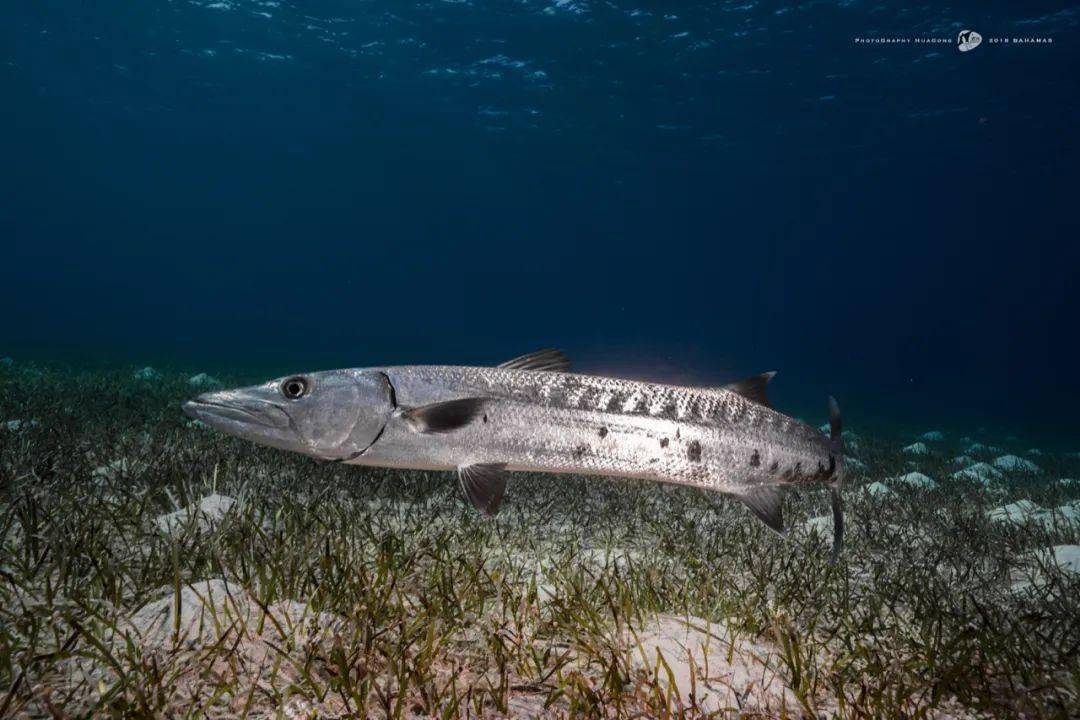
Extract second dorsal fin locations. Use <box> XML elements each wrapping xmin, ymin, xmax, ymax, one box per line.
<box><xmin>498</xmin><ymin>349</ymin><xmax>570</xmax><ymax>372</ymax></box>
<box><xmin>722</xmin><ymin>371</ymin><xmax>777</xmax><ymax>408</ymax></box>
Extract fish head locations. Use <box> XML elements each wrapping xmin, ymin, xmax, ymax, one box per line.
<box><xmin>182</xmin><ymin>369</ymin><xmax>394</xmax><ymax>460</ymax></box>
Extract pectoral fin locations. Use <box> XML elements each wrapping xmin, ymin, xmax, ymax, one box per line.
<box><xmin>402</xmin><ymin>398</ymin><xmax>486</xmax><ymax>433</ymax></box>
<box><xmin>457</xmin><ymin>463</ymin><xmax>509</xmax><ymax>515</ymax></box>
<box><xmin>736</xmin><ymin>485</ymin><xmax>786</xmax><ymax>534</ymax></box>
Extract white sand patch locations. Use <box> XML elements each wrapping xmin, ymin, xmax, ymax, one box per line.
<box><xmin>1044</xmin><ymin>545</ymin><xmax>1080</xmax><ymax>573</ymax></box>
<box><xmin>3</xmin><ymin>419</ymin><xmax>39</xmax><ymax>431</ymax></box>
<box><xmin>1012</xmin><ymin>545</ymin><xmax>1080</xmax><ymax>593</ymax></box>
<box><xmin>627</xmin><ymin>614</ymin><xmax>797</xmax><ymax>714</ymax></box>
<box><xmin>1059</xmin><ymin>478</ymin><xmax>1078</xmax><ymax>487</ymax></box>
<box><xmin>116</xmin><ymin>577</ymin><xmax>346</xmax><ymax>665</ymax></box>
<box><xmin>154</xmin><ymin>494</ymin><xmax>237</xmax><ymax>535</ymax></box>
<box><xmin>951</xmin><ymin>454</ymin><xmax>975</xmax><ymax>466</ymax></box>
<box><xmin>902</xmin><ymin>442</ymin><xmax>930</xmax><ymax>455</ymax></box>
<box><xmin>951</xmin><ymin>463</ymin><xmax>1002</xmax><ymax>484</ymax></box>
<box><xmin>844</xmin><ymin>456</ymin><xmax>867</xmax><ymax>472</ymax></box>
<box><xmin>863</xmin><ymin>482</ymin><xmax>895</xmax><ymax>498</ymax></box>
<box><xmin>581</xmin><ymin>546</ymin><xmax>644</xmax><ymax>570</ymax></box>
<box><xmin>802</xmin><ymin>515</ymin><xmax>833</xmax><ymax>538</ymax></box>
<box><xmin>919</xmin><ymin>430</ymin><xmax>945</xmax><ymax>441</ymax></box>
<box><xmin>1042</xmin><ymin>503</ymin><xmax>1080</xmax><ymax>530</ymax></box>
<box><xmin>992</xmin><ymin>455</ymin><xmax>1041</xmax><ymax>473</ymax></box>
<box><xmin>987</xmin><ymin>500</ymin><xmax>1046</xmax><ymax>525</ymax></box>
<box><xmin>92</xmin><ymin>457</ymin><xmax>139</xmax><ymax>481</ymax></box>
<box><xmin>893</xmin><ymin>471</ymin><xmax>936</xmax><ymax>489</ymax></box>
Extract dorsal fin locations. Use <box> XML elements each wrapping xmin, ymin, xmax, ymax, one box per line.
<box><xmin>722</xmin><ymin>371</ymin><xmax>777</xmax><ymax>407</ymax></box>
<box><xmin>498</xmin><ymin>349</ymin><xmax>570</xmax><ymax>372</ymax></box>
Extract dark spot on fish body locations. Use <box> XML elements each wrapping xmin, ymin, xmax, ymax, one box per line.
<box><xmin>769</xmin><ymin>460</ymin><xmax>779</xmax><ymax>472</ymax></box>
<box><xmin>598</xmin><ymin>426</ymin><xmax>608</xmax><ymax>438</ymax></box>
<box><xmin>573</xmin><ymin>444</ymin><xmax>589</xmax><ymax>460</ymax></box>
<box><xmin>482</xmin><ymin>414</ymin><xmax>488</xmax><ymax>424</ymax></box>
<box><xmin>660</xmin><ymin>437</ymin><xmax>669</xmax><ymax>448</ymax></box>
<box><xmin>750</xmin><ymin>450</ymin><xmax>761</xmax><ymax>467</ymax></box>
<box><xmin>663</xmin><ymin>400</ymin><xmax>678</xmax><ymax>418</ymax></box>
<box><xmin>687</xmin><ymin>440</ymin><xmax>702</xmax><ymax>462</ymax></box>
<box><xmin>605</xmin><ymin>394</ymin><xmax>622</xmax><ymax>412</ymax></box>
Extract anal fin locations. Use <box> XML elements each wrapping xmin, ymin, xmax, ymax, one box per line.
<box><xmin>736</xmin><ymin>485</ymin><xmax>786</xmax><ymax>534</ymax></box>
<box><xmin>457</xmin><ymin>463</ymin><xmax>509</xmax><ymax>515</ymax></box>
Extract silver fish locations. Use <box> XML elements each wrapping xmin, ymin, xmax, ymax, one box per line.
<box><xmin>182</xmin><ymin>349</ymin><xmax>846</xmax><ymax>559</ymax></box>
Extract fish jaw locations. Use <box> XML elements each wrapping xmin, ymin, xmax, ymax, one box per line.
<box><xmin>183</xmin><ymin>388</ymin><xmax>305</xmax><ymax>455</ymax></box>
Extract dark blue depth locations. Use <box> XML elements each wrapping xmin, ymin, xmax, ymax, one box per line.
<box><xmin>3</xmin><ymin>1</ymin><xmax>1078</xmax><ymax>443</ymax></box>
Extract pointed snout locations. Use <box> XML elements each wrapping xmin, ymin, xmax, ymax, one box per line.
<box><xmin>181</xmin><ymin>399</ymin><xmax>199</xmax><ymax>419</ymax></box>
<box><xmin>181</xmin><ymin>390</ymin><xmax>291</xmax><ymax>431</ymax></box>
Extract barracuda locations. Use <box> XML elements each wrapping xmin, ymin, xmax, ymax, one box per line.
<box><xmin>183</xmin><ymin>349</ymin><xmax>846</xmax><ymax>559</ymax></box>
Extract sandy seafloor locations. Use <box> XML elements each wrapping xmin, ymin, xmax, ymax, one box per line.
<box><xmin>1</xmin><ymin>362</ymin><xmax>1078</xmax><ymax>718</ymax></box>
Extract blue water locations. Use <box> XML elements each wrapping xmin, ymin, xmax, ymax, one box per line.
<box><xmin>3</xmin><ymin>2</ymin><xmax>1078</xmax><ymax>443</ymax></box>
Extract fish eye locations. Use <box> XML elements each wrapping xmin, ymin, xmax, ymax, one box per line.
<box><xmin>281</xmin><ymin>376</ymin><xmax>309</xmax><ymax>400</ymax></box>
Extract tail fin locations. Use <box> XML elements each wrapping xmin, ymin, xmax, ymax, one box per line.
<box><xmin>828</xmin><ymin>395</ymin><xmax>843</xmax><ymax>454</ymax></box>
<box><xmin>827</xmin><ymin>396</ymin><xmax>844</xmax><ymax>564</ymax></box>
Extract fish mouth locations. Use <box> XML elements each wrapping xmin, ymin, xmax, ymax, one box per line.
<box><xmin>182</xmin><ymin>396</ymin><xmax>291</xmax><ymax>430</ymax></box>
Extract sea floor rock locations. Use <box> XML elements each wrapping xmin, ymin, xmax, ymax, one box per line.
<box><xmin>188</xmin><ymin>372</ymin><xmax>221</xmax><ymax>388</ymax></box>
<box><xmin>893</xmin><ymin>471</ymin><xmax>937</xmax><ymax>490</ymax></box>
<box><xmin>952</xmin><ymin>463</ymin><xmax>1003</xmax><ymax>484</ymax></box>
<box><xmin>987</xmin><ymin>500</ymin><xmax>1045</xmax><ymax>525</ymax></box>
<box><xmin>920</xmin><ymin>430</ymin><xmax>945</xmax><ymax>441</ymax></box>
<box><xmin>902</xmin><ymin>442</ymin><xmax>930</xmax><ymax>455</ymax></box>
<box><xmin>133</xmin><ymin>366</ymin><xmax>161</xmax><ymax>380</ymax></box>
<box><xmin>992</xmin><ymin>454</ymin><xmax>1041</xmax><ymax>473</ymax></box>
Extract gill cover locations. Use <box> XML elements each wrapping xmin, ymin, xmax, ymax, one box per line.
<box><xmin>289</xmin><ymin>369</ymin><xmax>394</xmax><ymax>456</ymax></box>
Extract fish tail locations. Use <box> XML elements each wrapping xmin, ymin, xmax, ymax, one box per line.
<box><xmin>827</xmin><ymin>396</ymin><xmax>844</xmax><ymax>564</ymax></box>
